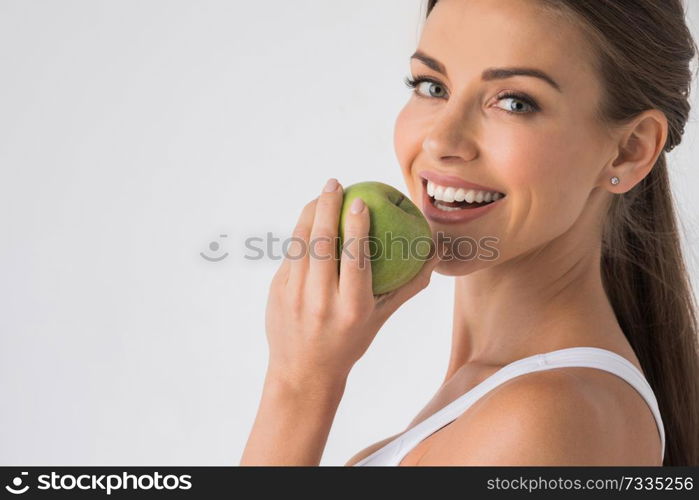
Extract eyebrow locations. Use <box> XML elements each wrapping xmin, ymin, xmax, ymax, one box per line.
<box><xmin>410</xmin><ymin>50</ymin><xmax>562</xmax><ymax>93</ymax></box>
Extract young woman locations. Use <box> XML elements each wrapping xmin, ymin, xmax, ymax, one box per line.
<box><xmin>241</xmin><ymin>0</ymin><xmax>699</xmax><ymax>466</ymax></box>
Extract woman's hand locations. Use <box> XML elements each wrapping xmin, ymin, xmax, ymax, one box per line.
<box><xmin>265</xmin><ymin>177</ymin><xmax>444</xmax><ymax>388</ymax></box>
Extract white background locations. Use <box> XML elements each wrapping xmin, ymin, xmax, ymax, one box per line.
<box><xmin>1</xmin><ymin>0</ymin><xmax>698</xmax><ymax>466</ymax></box>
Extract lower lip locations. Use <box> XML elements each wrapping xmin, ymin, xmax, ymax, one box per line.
<box><xmin>421</xmin><ymin>182</ymin><xmax>504</xmax><ymax>224</ymax></box>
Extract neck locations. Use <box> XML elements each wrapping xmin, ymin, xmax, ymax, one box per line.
<box><xmin>444</xmin><ymin>215</ymin><xmax>623</xmax><ymax>382</ymax></box>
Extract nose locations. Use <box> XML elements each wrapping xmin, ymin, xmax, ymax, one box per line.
<box><xmin>422</xmin><ymin>104</ymin><xmax>477</xmax><ymax>163</ymax></box>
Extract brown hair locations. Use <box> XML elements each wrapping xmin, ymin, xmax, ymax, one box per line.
<box><xmin>425</xmin><ymin>0</ymin><xmax>699</xmax><ymax>465</ymax></box>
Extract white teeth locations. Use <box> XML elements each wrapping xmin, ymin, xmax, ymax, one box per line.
<box><xmin>426</xmin><ymin>179</ymin><xmax>503</xmax><ymax>204</ymax></box>
<box><xmin>434</xmin><ymin>184</ymin><xmax>445</xmax><ymax>200</ymax></box>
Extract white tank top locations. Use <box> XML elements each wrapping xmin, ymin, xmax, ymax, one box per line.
<box><xmin>353</xmin><ymin>347</ymin><xmax>666</xmax><ymax>466</ymax></box>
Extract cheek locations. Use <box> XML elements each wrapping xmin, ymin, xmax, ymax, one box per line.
<box><xmin>495</xmin><ymin>127</ymin><xmax>596</xmax><ymax>230</ymax></box>
<box><xmin>499</xmin><ymin>123</ymin><xmax>585</xmax><ymax>187</ymax></box>
<box><xmin>394</xmin><ymin>103</ymin><xmax>426</xmax><ymax>173</ymax></box>
<box><xmin>535</xmin><ymin>129</ymin><xmax>599</xmax><ymax>213</ymax></box>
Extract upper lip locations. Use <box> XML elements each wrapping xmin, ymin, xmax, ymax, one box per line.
<box><xmin>419</xmin><ymin>170</ymin><xmax>505</xmax><ymax>194</ymax></box>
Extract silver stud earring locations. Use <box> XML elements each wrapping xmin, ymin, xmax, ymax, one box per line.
<box><xmin>610</xmin><ymin>176</ymin><xmax>620</xmax><ymax>185</ymax></box>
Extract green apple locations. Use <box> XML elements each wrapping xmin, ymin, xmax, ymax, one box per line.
<box><xmin>336</xmin><ymin>181</ymin><xmax>433</xmax><ymax>295</ymax></box>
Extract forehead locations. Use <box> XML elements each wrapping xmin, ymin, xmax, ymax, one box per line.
<box><xmin>420</xmin><ymin>0</ymin><xmax>599</xmax><ymax>95</ymax></box>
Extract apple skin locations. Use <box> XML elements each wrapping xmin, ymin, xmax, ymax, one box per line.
<box><xmin>336</xmin><ymin>181</ymin><xmax>433</xmax><ymax>296</ymax></box>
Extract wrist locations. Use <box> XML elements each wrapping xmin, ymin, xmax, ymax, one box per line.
<box><xmin>264</xmin><ymin>367</ymin><xmax>348</xmax><ymax>403</ymax></box>
<box><xmin>241</xmin><ymin>367</ymin><xmax>347</xmax><ymax>466</ymax></box>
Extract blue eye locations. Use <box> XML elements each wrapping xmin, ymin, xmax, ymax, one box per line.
<box><xmin>404</xmin><ymin>75</ymin><xmax>448</xmax><ymax>99</ymax></box>
<box><xmin>495</xmin><ymin>92</ymin><xmax>540</xmax><ymax>115</ymax></box>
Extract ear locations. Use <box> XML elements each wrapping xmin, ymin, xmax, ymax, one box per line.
<box><xmin>599</xmin><ymin>109</ymin><xmax>669</xmax><ymax>194</ymax></box>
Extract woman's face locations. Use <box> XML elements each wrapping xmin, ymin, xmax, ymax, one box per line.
<box><xmin>395</xmin><ymin>0</ymin><xmax>613</xmax><ymax>275</ymax></box>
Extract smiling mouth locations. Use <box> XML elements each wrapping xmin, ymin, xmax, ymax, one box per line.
<box><xmin>422</xmin><ymin>178</ymin><xmax>506</xmax><ymax>211</ymax></box>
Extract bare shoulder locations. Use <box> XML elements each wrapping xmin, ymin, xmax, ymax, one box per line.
<box><xmin>415</xmin><ymin>368</ymin><xmax>661</xmax><ymax>466</ymax></box>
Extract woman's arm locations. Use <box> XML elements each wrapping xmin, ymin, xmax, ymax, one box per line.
<box><xmin>240</xmin><ymin>371</ymin><xmax>346</xmax><ymax>466</ymax></box>
<box><xmin>240</xmin><ymin>178</ymin><xmax>443</xmax><ymax>465</ymax></box>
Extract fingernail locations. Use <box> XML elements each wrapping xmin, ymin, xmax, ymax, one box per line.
<box><xmin>350</xmin><ymin>197</ymin><xmax>365</xmax><ymax>214</ymax></box>
<box><xmin>323</xmin><ymin>178</ymin><xmax>339</xmax><ymax>192</ymax></box>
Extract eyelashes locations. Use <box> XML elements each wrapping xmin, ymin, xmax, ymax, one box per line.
<box><xmin>495</xmin><ymin>91</ymin><xmax>540</xmax><ymax>114</ymax></box>
<box><xmin>403</xmin><ymin>74</ymin><xmax>541</xmax><ymax>115</ymax></box>
<box><xmin>404</xmin><ymin>75</ymin><xmax>446</xmax><ymax>97</ymax></box>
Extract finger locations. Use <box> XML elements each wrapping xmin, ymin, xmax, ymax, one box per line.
<box><xmin>286</xmin><ymin>197</ymin><xmax>318</xmax><ymax>289</ymax></box>
<box><xmin>373</xmin><ymin>238</ymin><xmax>443</xmax><ymax>316</ymax></box>
<box><xmin>271</xmin><ymin>253</ymin><xmax>291</xmax><ymax>287</ymax></box>
<box><xmin>307</xmin><ymin>178</ymin><xmax>344</xmax><ymax>292</ymax></box>
<box><xmin>338</xmin><ymin>196</ymin><xmax>373</xmax><ymax>302</ymax></box>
